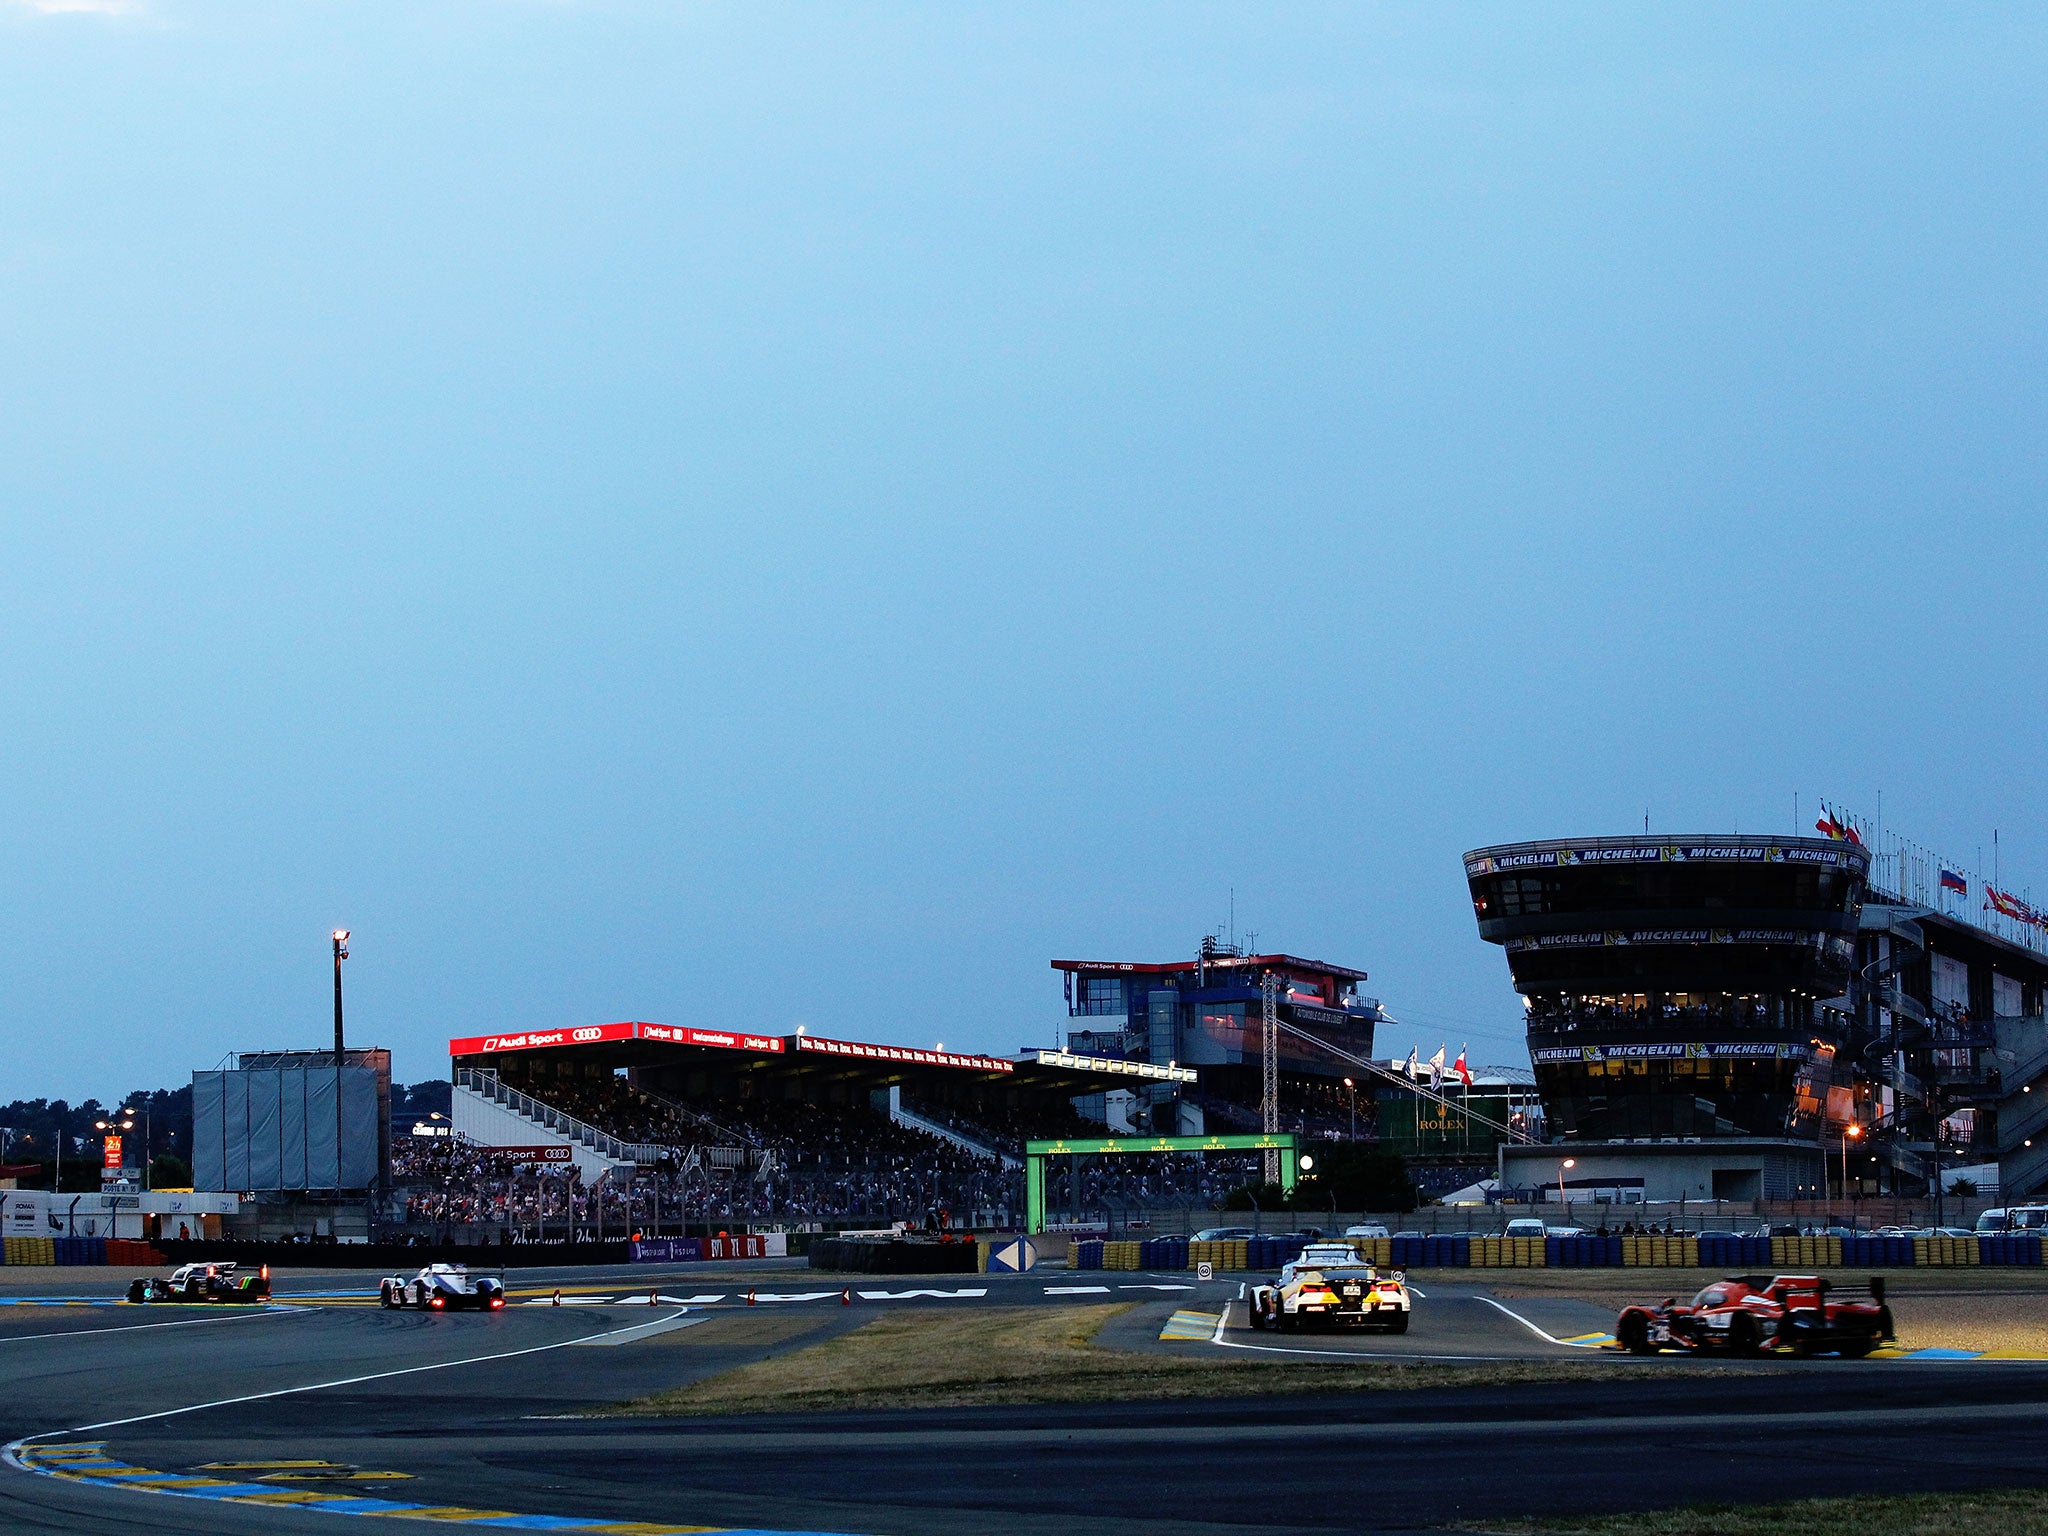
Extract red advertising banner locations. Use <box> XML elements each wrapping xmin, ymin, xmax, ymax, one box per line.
<box><xmin>448</xmin><ymin>1021</ymin><xmax>786</xmax><ymax>1057</ymax></box>
<box><xmin>447</xmin><ymin>1022</ymin><xmax>639</xmax><ymax>1056</ymax></box>
<box><xmin>637</xmin><ymin>1023</ymin><xmax>784</xmax><ymax>1054</ymax></box>
<box><xmin>101</xmin><ymin>1135</ymin><xmax>122</xmax><ymax>1171</ymax></box>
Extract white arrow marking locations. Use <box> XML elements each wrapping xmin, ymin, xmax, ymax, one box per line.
<box><xmin>1118</xmin><ymin>1284</ymin><xmax>1195</xmax><ymax>1291</ymax></box>
<box><xmin>1043</xmin><ymin>1285</ymin><xmax>1111</xmax><ymax>1294</ymax></box>
<box><xmin>855</xmin><ymin>1289</ymin><xmax>990</xmax><ymax>1301</ymax></box>
<box><xmin>750</xmin><ymin>1292</ymin><xmax>844</xmax><ymax>1304</ymax></box>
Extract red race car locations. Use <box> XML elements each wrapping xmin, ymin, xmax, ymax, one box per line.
<box><xmin>1616</xmin><ymin>1274</ymin><xmax>1893</xmax><ymax>1358</ymax></box>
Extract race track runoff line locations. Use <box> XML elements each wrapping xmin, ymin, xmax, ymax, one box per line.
<box><xmin>1</xmin><ymin>1310</ymin><xmax>866</xmax><ymax>1536</ymax></box>
<box><xmin>0</xmin><ymin>1306</ymin><xmax>301</xmax><ymax>1347</ymax></box>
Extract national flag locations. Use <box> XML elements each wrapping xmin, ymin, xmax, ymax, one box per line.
<box><xmin>1987</xmin><ymin>887</ymin><xmax>2042</xmax><ymax>926</ymax></box>
<box><xmin>1940</xmin><ymin>870</ymin><xmax>1968</xmax><ymax>897</ymax></box>
<box><xmin>1815</xmin><ymin>808</ymin><xmax>1864</xmax><ymax>846</ymax></box>
<box><xmin>1427</xmin><ymin>1045</ymin><xmax>1446</xmax><ymax>1090</ymax></box>
<box><xmin>1453</xmin><ymin>1046</ymin><xmax>1473</xmax><ymax>1089</ymax></box>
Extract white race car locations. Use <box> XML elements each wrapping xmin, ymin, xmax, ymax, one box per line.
<box><xmin>378</xmin><ymin>1263</ymin><xmax>506</xmax><ymax>1312</ymax></box>
<box><xmin>1248</xmin><ymin>1241</ymin><xmax>1411</xmax><ymax>1333</ymax></box>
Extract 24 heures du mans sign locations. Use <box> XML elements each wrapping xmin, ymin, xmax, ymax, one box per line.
<box><xmin>447</xmin><ymin>1022</ymin><xmax>786</xmax><ymax>1056</ymax></box>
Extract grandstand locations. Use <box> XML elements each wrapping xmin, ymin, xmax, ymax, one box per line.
<box><xmin>385</xmin><ymin>1024</ymin><xmax>1201</xmax><ymax>1240</ymax></box>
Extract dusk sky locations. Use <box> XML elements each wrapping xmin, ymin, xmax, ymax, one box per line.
<box><xmin>2</xmin><ymin>4</ymin><xmax>2044</xmax><ymax>1098</ymax></box>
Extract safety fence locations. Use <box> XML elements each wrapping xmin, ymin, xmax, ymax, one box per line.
<box><xmin>1072</xmin><ymin>1233</ymin><xmax>2044</xmax><ymax>1271</ymax></box>
<box><xmin>2</xmin><ymin>1237</ymin><xmax>168</xmax><ymax>1266</ymax></box>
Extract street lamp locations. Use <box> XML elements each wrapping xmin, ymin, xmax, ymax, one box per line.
<box><xmin>1842</xmin><ymin>1124</ymin><xmax>1863</xmax><ymax>1204</ymax></box>
<box><xmin>1561</xmin><ymin>1157</ymin><xmax>1577</xmax><ymax>1214</ymax></box>
<box><xmin>1343</xmin><ymin>1078</ymin><xmax>1356</xmax><ymax>1140</ymax></box>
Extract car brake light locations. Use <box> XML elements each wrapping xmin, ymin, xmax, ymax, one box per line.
<box><xmin>430</xmin><ymin>1295</ymin><xmax>445</xmax><ymax>1309</ymax></box>
<box><xmin>489</xmin><ymin>1296</ymin><xmax>504</xmax><ymax>1310</ymax></box>
<box><xmin>259</xmin><ymin>1265</ymin><xmax>269</xmax><ymax>1282</ymax></box>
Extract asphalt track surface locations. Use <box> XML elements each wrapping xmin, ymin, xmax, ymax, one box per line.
<box><xmin>2</xmin><ymin>1263</ymin><xmax>2046</xmax><ymax>1534</ymax></box>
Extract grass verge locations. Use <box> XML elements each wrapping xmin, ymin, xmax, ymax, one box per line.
<box><xmin>614</xmin><ymin>1305</ymin><xmax>1662</xmax><ymax>1416</ymax></box>
<box><xmin>1466</xmin><ymin>1487</ymin><xmax>2048</xmax><ymax>1536</ymax></box>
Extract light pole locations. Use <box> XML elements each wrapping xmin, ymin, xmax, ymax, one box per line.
<box><xmin>1560</xmin><ymin>1157</ymin><xmax>1577</xmax><ymax>1216</ymax></box>
<box><xmin>1343</xmin><ymin>1078</ymin><xmax>1356</xmax><ymax>1140</ymax></box>
<box><xmin>332</xmin><ymin>930</ymin><xmax>349</xmax><ymax>1191</ymax></box>
<box><xmin>1841</xmin><ymin>1124</ymin><xmax>1862</xmax><ymax>1205</ymax></box>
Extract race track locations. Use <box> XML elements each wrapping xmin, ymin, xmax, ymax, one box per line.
<box><xmin>3</xmin><ymin>1263</ymin><xmax>2046</xmax><ymax>1535</ymax></box>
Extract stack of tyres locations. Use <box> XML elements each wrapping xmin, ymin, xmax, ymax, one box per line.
<box><xmin>1841</xmin><ymin>1236</ymin><xmax>1916</xmax><ymax>1266</ymax></box>
<box><xmin>1697</xmin><ymin>1235</ymin><xmax>1774</xmax><ymax>1269</ymax></box>
<box><xmin>1474</xmin><ymin>1236</ymin><xmax>1547</xmax><ymax>1267</ymax></box>
<box><xmin>1981</xmin><ymin>1234</ymin><xmax>2043</xmax><ymax>1266</ymax></box>
<box><xmin>1389</xmin><ymin>1235</ymin><xmax>1470</xmax><ymax>1268</ymax></box>
<box><xmin>1188</xmin><ymin>1239</ymin><xmax>1217</xmax><ymax>1270</ymax></box>
<box><xmin>1770</xmin><ymin>1236</ymin><xmax>1845</xmax><ymax>1269</ymax></box>
<box><xmin>1621</xmin><ymin>1235</ymin><xmax>1698</xmax><ymax>1267</ymax></box>
<box><xmin>1073</xmin><ymin>1240</ymin><xmax>1103</xmax><ymax>1271</ymax></box>
<box><xmin>2</xmin><ymin>1236</ymin><xmax>49</xmax><ymax>1265</ymax></box>
<box><xmin>1546</xmin><ymin>1235</ymin><xmax>1621</xmax><ymax>1266</ymax></box>
<box><xmin>1352</xmin><ymin>1238</ymin><xmax>1392</xmax><ymax>1266</ymax></box>
<box><xmin>1102</xmin><ymin>1241</ymin><xmax>1141</xmax><ymax>1271</ymax></box>
<box><xmin>1226</xmin><ymin>1238</ymin><xmax>1249</xmax><ymax>1271</ymax></box>
<box><xmin>53</xmin><ymin>1237</ymin><xmax>108</xmax><ymax>1266</ymax></box>
<box><xmin>1138</xmin><ymin>1238</ymin><xmax>1188</xmax><ymax>1270</ymax></box>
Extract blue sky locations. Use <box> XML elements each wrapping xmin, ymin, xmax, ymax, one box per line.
<box><xmin>2</xmin><ymin>4</ymin><xmax>2044</xmax><ymax>1096</ymax></box>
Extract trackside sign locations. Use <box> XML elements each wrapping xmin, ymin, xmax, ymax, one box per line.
<box><xmin>447</xmin><ymin>1022</ymin><xmax>785</xmax><ymax>1057</ymax></box>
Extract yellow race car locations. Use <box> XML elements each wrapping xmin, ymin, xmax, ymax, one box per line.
<box><xmin>1248</xmin><ymin>1242</ymin><xmax>1411</xmax><ymax>1333</ymax></box>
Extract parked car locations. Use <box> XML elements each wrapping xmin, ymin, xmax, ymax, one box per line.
<box><xmin>1694</xmin><ymin>1230</ymin><xmax>1743</xmax><ymax>1243</ymax></box>
<box><xmin>1343</xmin><ymin>1224</ymin><xmax>1390</xmax><ymax>1241</ymax></box>
<box><xmin>1191</xmin><ymin>1227</ymin><xmax>1257</xmax><ymax>1242</ymax></box>
<box><xmin>1503</xmin><ymin>1218</ymin><xmax>1548</xmax><ymax>1240</ymax></box>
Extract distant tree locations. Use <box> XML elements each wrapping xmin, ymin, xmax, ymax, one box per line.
<box><xmin>1950</xmin><ymin>1178</ymin><xmax>1979</xmax><ymax>1198</ymax></box>
<box><xmin>150</xmin><ymin>1154</ymin><xmax>193</xmax><ymax>1189</ymax></box>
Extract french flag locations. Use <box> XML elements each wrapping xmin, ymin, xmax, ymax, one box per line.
<box><xmin>1941</xmin><ymin>870</ymin><xmax>1968</xmax><ymax>897</ymax></box>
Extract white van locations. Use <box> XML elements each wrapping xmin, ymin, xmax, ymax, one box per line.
<box><xmin>1976</xmin><ymin>1206</ymin><xmax>2048</xmax><ymax>1233</ymax></box>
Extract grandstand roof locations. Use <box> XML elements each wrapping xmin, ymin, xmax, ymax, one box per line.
<box><xmin>446</xmin><ymin>1024</ymin><xmax>1192</xmax><ymax>1094</ymax></box>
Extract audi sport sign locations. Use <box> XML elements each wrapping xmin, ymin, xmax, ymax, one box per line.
<box><xmin>447</xmin><ymin>1022</ymin><xmax>787</xmax><ymax>1057</ymax></box>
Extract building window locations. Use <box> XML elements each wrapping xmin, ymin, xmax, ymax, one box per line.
<box><xmin>1078</xmin><ymin>977</ymin><xmax>1125</xmax><ymax>1015</ymax></box>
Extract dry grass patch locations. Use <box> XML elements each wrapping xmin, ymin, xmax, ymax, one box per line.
<box><xmin>1468</xmin><ymin>1487</ymin><xmax>2048</xmax><ymax>1536</ymax></box>
<box><xmin>615</xmin><ymin>1305</ymin><xmax>1662</xmax><ymax>1416</ymax></box>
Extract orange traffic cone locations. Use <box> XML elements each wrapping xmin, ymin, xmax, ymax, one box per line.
<box><xmin>840</xmin><ymin>1288</ymin><xmax>852</xmax><ymax>1306</ymax></box>
<box><xmin>551</xmin><ymin>1290</ymin><xmax>561</xmax><ymax>1307</ymax></box>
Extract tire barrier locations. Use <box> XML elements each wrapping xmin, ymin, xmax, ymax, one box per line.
<box><xmin>805</xmin><ymin>1237</ymin><xmax>980</xmax><ymax>1274</ymax></box>
<box><xmin>1980</xmin><ymin>1234</ymin><xmax>2042</xmax><ymax>1266</ymax></box>
<box><xmin>1696</xmin><ymin>1235</ymin><xmax>1774</xmax><ymax>1268</ymax></box>
<box><xmin>1547</xmin><ymin>1235</ymin><xmax>1624</xmax><ymax>1267</ymax></box>
<box><xmin>1472</xmin><ymin>1236</ymin><xmax>1547</xmax><ymax>1267</ymax></box>
<box><xmin>1078</xmin><ymin>1230</ymin><xmax>2048</xmax><ymax>1273</ymax></box>
<box><xmin>1390</xmin><ymin>1235</ymin><xmax>1470</xmax><ymax>1268</ymax></box>
<box><xmin>0</xmin><ymin>1237</ymin><xmax>166</xmax><ymax>1266</ymax></box>
<box><xmin>1770</xmin><ymin>1236</ymin><xmax>1844</xmax><ymax>1268</ymax></box>
<box><xmin>1912</xmin><ymin>1235</ymin><xmax>1980</xmax><ymax>1266</ymax></box>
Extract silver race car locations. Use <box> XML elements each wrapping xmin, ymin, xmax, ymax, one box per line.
<box><xmin>378</xmin><ymin>1262</ymin><xmax>506</xmax><ymax>1312</ymax></box>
